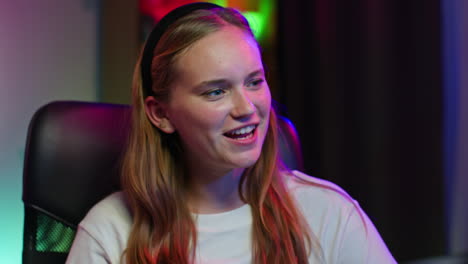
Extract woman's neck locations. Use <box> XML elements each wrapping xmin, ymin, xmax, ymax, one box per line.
<box><xmin>187</xmin><ymin>168</ymin><xmax>246</xmax><ymax>214</ymax></box>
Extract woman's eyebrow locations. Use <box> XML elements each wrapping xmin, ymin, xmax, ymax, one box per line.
<box><xmin>199</xmin><ymin>79</ymin><xmax>228</xmax><ymax>87</ymax></box>
<box><xmin>196</xmin><ymin>79</ymin><xmax>228</xmax><ymax>88</ymax></box>
<box><xmin>194</xmin><ymin>69</ymin><xmax>265</xmax><ymax>91</ymax></box>
<box><xmin>193</xmin><ymin>79</ymin><xmax>229</xmax><ymax>93</ymax></box>
<box><xmin>246</xmin><ymin>69</ymin><xmax>265</xmax><ymax>79</ymax></box>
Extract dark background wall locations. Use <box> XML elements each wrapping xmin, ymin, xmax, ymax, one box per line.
<box><xmin>277</xmin><ymin>0</ymin><xmax>445</xmax><ymax>261</ymax></box>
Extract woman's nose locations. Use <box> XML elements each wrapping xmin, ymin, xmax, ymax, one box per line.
<box><xmin>231</xmin><ymin>90</ymin><xmax>255</xmax><ymax>119</ymax></box>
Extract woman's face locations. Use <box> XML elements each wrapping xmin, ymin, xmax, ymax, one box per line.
<box><xmin>162</xmin><ymin>25</ymin><xmax>271</xmax><ymax>174</ymax></box>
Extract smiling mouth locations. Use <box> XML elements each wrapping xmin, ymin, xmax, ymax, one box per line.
<box><xmin>224</xmin><ymin>125</ymin><xmax>257</xmax><ymax>140</ymax></box>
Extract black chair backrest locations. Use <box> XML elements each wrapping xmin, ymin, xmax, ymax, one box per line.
<box><xmin>22</xmin><ymin>101</ymin><xmax>303</xmax><ymax>263</ymax></box>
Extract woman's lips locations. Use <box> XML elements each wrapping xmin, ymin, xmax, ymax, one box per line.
<box><xmin>223</xmin><ymin>124</ymin><xmax>257</xmax><ymax>139</ymax></box>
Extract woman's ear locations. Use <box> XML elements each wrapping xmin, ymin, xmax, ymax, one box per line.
<box><xmin>144</xmin><ymin>96</ymin><xmax>176</xmax><ymax>134</ymax></box>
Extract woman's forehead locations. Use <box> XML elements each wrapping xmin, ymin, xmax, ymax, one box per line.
<box><xmin>174</xmin><ymin>26</ymin><xmax>263</xmax><ymax>81</ymax></box>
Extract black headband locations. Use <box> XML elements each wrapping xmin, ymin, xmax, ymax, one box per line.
<box><xmin>141</xmin><ymin>2</ymin><xmax>221</xmax><ymax>98</ymax></box>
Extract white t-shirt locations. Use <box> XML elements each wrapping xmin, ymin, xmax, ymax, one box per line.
<box><xmin>66</xmin><ymin>171</ymin><xmax>396</xmax><ymax>263</ymax></box>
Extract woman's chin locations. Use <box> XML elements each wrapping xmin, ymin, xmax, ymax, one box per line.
<box><xmin>228</xmin><ymin>151</ymin><xmax>262</xmax><ymax>169</ymax></box>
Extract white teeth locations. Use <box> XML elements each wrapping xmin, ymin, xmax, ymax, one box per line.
<box><xmin>232</xmin><ymin>125</ymin><xmax>255</xmax><ymax>135</ymax></box>
<box><xmin>236</xmin><ymin>133</ymin><xmax>254</xmax><ymax>140</ymax></box>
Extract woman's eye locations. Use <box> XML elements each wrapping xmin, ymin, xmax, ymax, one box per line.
<box><xmin>248</xmin><ymin>78</ymin><xmax>264</xmax><ymax>88</ymax></box>
<box><xmin>204</xmin><ymin>88</ymin><xmax>226</xmax><ymax>99</ymax></box>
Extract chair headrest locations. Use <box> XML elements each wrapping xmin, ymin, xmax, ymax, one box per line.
<box><xmin>23</xmin><ymin>101</ymin><xmax>131</xmax><ymax>226</ymax></box>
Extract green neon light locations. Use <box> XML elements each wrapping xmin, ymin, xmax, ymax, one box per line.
<box><xmin>211</xmin><ymin>0</ymin><xmax>227</xmax><ymax>6</ymax></box>
<box><xmin>243</xmin><ymin>12</ymin><xmax>265</xmax><ymax>40</ymax></box>
<box><xmin>209</xmin><ymin>0</ymin><xmax>274</xmax><ymax>41</ymax></box>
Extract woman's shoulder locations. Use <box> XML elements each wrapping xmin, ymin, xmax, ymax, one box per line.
<box><xmin>67</xmin><ymin>192</ymin><xmax>131</xmax><ymax>263</ymax></box>
<box><xmin>79</xmin><ymin>191</ymin><xmax>132</xmax><ymax>244</ymax></box>
<box><xmin>283</xmin><ymin>170</ymin><xmax>357</xmax><ymax>213</ymax></box>
<box><xmin>283</xmin><ymin>171</ymin><xmax>396</xmax><ymax>263</ymax></box>
<box><xmin>285</xmin><ymin>170</ymin><xmax>352</xmax><ymax>198</ymax></box>
<box><xmin>82</xmin><ymin>192</ymin><xmax>130</xmax><ymax>221</ymax></box>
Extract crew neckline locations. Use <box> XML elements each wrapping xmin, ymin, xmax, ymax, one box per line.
<box><xmin>195</xmin><ymin>203</ymin><xmax>251</xmax><ymax>231</ymax></box>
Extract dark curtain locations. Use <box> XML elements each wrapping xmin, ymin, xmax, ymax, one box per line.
<box><xmin>277</xmin><ymin>0</ymin><xmax>445</xmax><ymax>261</ymax></box>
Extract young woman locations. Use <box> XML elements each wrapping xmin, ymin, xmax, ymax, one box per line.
<box><xmin>66</xmin><ymin>3</ymin><xmax>396</xmax><ymax>263</ymax></box>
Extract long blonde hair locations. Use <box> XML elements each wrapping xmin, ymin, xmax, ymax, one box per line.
<box><xmin>121</xmin><ymin>7</ymin><xmax>321</xmax><ymax>263</ymax></box>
